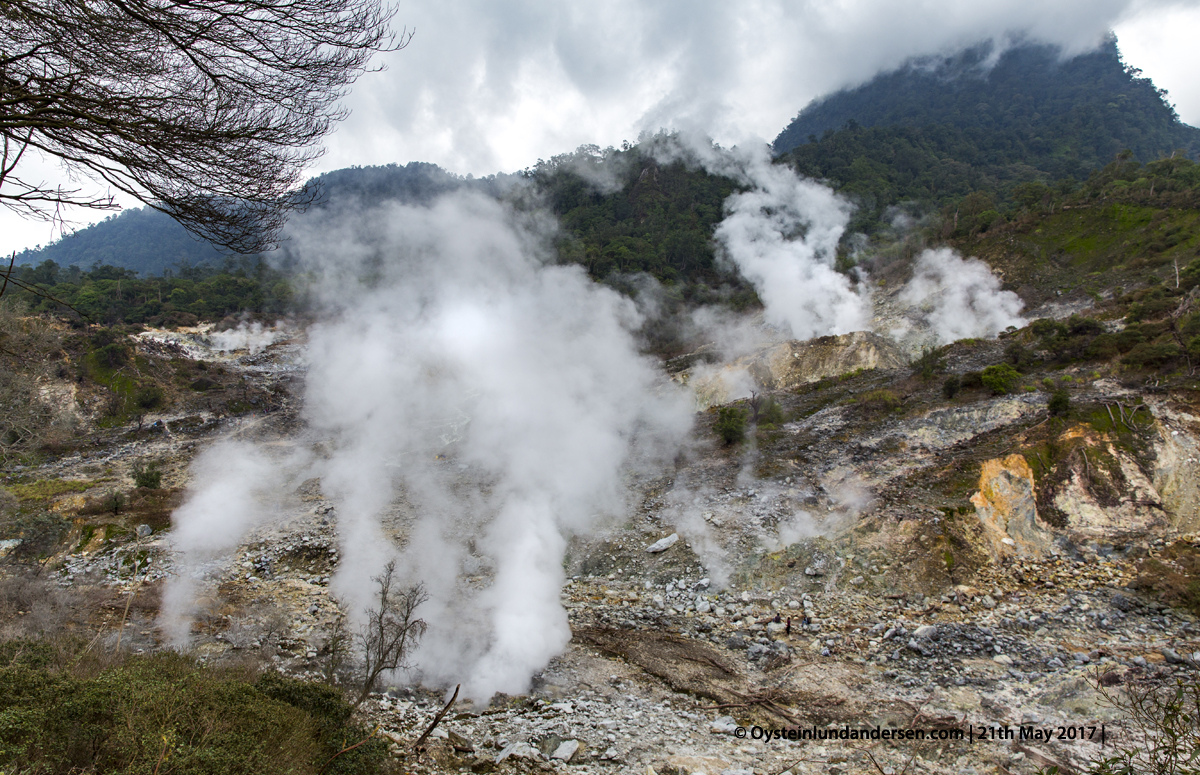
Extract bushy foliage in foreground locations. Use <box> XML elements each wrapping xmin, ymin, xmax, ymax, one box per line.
<box><xmin>0</xmin><ymin>640</ymin><xmax>388</xmax><ymax>774</ymax></box>
<box><xmin>1089</xmin><ymin>675</ymin><xmax>1200</xmax><ymax>775</ymax></box>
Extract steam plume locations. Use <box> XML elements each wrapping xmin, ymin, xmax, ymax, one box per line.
<box><xmin>712</xmin><ymin>150</ymin><xmax>869</xmax><ymax>341</ymax></box>
<box><xmin>652</xmin><ymin>136</ymin><xmax>870</xmax><ymax>342</ymax></box>
<box><xmin>161</xmin><ymin>441</ymin><xmax>282</xmax><ymax>645</ymax></box>
<box><xmin>167</xmin><ymin>190</ymin><xmax>692</xmax><ymax>701</ymax></box>
<box><xmin>898</xmin><ymin>247</ymin><xmax>1026</xmax><ymax>344</ymax></box>
<box><xmin>209</xmin><ymin>321</ymin><xmax>285</xmax><ymax>354</ymax></box>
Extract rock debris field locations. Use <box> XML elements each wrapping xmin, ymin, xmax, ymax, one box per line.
<box><xmin>75</xmin><ymin>496</ymin><xmax>1200</xmax><ymax>775</ymax></box>
<box><xmin>15</xmin><ymin>329</ymin><xmax>1200</xmax><ymax>775</ymax></box>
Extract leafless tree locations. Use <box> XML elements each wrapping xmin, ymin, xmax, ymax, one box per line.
<box><xmin>320</xmin><ymin>612</ymin><xmax>351</xmax><ymax>686</ymax></box>
<box><xmin>355</xmin><ymin>561</ymin><xmax>426</xmax><ymax>707</ymax></box>
<box><xmin>1169</xmin><ymin>287</ymin><xmax>1198</xmax><ymax>376</ymax></box>
<box><xmin>1</xmin><ymin>0</ymin><xmax>409</xmax><ymax>253</ymax></box>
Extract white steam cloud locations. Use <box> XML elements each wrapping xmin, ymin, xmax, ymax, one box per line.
<box><xmin>655</xmin><ymin>137</ymin><xmax>870</xmax><ymax>342</ymax></box>
<box><xmin>161</xmin><ymin>442</ymin><xmax>282</xmax><ymax>645</ymax></box>
<box><xmin>166</xmin><ymin>190</ymin><xmax>692</xmax><ymax>701</ymax></box>
<box><xmin>898</xmin><ymin>247</ymin><xmax>1027</xmax><ymax>344</ymax></box>
<box><xmin>711</xmin><ymin>152</ymin><xmax>869</xmax><ymax>341</ymax></box>
<box><xmin>209</xmin><ymin>321</ymin><xmax>285</xmax><ymax>354</ymax></box>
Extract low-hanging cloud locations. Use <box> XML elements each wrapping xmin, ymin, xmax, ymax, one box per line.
<box><xmin>898</xmin><ymin>247</ymin><xmax>1027</xmax><ymax>344</ymax></box>
<box><xmin>323</xmin><ymin>0</ymin><xmax>1177</xmax><ymax>176</ymax></box>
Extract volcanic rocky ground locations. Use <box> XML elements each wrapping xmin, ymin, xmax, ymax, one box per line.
<box><xmin>7</xmin><ymin>313</ymin><xmax>1200</xmax><ymax>775</ymax></box>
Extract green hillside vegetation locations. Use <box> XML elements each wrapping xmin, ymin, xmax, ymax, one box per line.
<box><xmin>946</xmin><ymin>154</ymin><xmax>1200</xmax><ymax>300</ymax></box>
<box><xmin>0</xmin><ymin>639</ymin><xmax>387</xmax><ymax>774</ymax></box>
<box><xmin>10</xmin><ymin>258</ymin><xmax>292</xmax><ymax>326</ymax></box>
<box><xmin>9</xmin><ymin>35</ymin><xmax>1199</xmax><ymax>335</ymax></box>
<box><xmin>927</xmin><ymin>155</ymin><xmax>1200</xmax><ymax>379</ymax></box>
<box><xmin>12</xmin><ymin>162</ymin><xmax>478</xmax><ymax>277</ymax></box>
<box><xmin>12</xmin><ymin>207</ymin><xmax>229</xmax><ymax>276</ymax></box>
<box><xmin>776</xmin><ymin>37</ymin><xmax>1198</xmax><ymax>164</ymax></box>
<box><xmin>527</xmin><ymin>144</ymin><xmax>744</xmax><ymax>287</ymax></box>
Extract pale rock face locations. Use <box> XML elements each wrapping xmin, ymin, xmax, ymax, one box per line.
<box><xmin>971</xmin><ymin>454</ymin><xmax>1052</xmax><ymax>559</ymax></box>
<box><xmin>686</xmin><ymin>331</ymin><xmax>906</xmax><ymax>409</ymax></box>
<box><xmin>899</xmin><ymin>396</ymin><xmax>1043</xmax><ymax>452</ymax></box>
<box><xmin>1052</xmin><ymin>444</ymin><xmax>1169</xmax><ymax>543</ymax></box>
<box><xmin>751</xmin><ymin>332</ymin><xmax>908</xmax><ymax>391</ymax></box>
<box><xmin>972</xmin><ymin>424</ymin><xmax>1180</xmax><ymax>559</ymax></box>
<box><xmin>1150</xmin><ymin>403</ymin><xmax>1200</xmax><ymax>530</ymax></box>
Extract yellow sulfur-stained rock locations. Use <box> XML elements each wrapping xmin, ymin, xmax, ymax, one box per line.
<box><xmin>972</xmin><ymin>454</ymin><xmax>1052</xmax><ymax>559</ymax></box>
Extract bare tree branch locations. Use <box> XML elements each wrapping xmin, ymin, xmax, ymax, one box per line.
<box><xmin>355</xmin><ymin>561</ymin><xmax>426</xmax><ymax>707</ymax></box>
<box><xmin>1</xmin><ymin>0</ymin><xmax>408</xmax><ymax>253</ymax></box>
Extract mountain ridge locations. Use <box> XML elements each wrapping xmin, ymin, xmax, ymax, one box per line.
<box><xmin>773</xmin><ymin>36</ymin><xmax>1200</xmax><ymax>168</ymax></box>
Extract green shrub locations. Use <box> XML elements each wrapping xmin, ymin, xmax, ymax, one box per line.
<box><xmin>135</xmin><ymin>384</ymin><xmax>164</xmax><ymax>409</ymax></box>
<box><xmin>1123</xmin><ymin>341</ymin><xmax>1180</xmax><ymax>368</ymax></box>
<box><xmin>1048</xmin><ymin>389</ymin><xmax>1071</xmax><ymax>416</ymax></box>
<box><xmin>1030</xmin><ymin>318</ymin><xmax>1065</xmax><ymax>339</ymax></box>
<box><xmin>714</xmin><ymin>406</ymin><xmax>747</xmax><ymax>445</ymax></box>
<box><xmin>94</xmin><ymin>342</ymin><xmax>130</xmax><ymax>370</ymax></box>
<box><xmin>1115</xmin><ymin>325</ymin><xmax>1148</xmax><ymax>352</ymax></box>
<box><xmin>911</xmin><ymin>346</ymin><xmax>946</xmax><ymax>380</ymax></box>
<box><xmin>132</xmin><ymin>461</ymin><xmax>162</xmax><ymax>490</ymax></box>
<box><xmin>757</xmin><ymin>398</ymin><xmax>785</xmax><ymax>427</ymax></box>
<box><xmin>942</xmin><ymin>375</ymin><xmax>961</xmax><ymax>399</ymax></box>
<box><xmin>961</xmin><ymin>371</ymin><xmax>984</xmax><ymax>389</ymax></box>
<box><xmin>1004</xmin><ymin>342</ymin><xmax>1038</xmax><ymax>372</ymax></box>
<box><xmin>1085</xmin><ymin>333</ymin><xmax>1122</xmax><ymax>360</ymax></box>
<box><xmin>981</xmin><ymin>363</ymin><xmax>1022</xmax><ymax>394</ymax></box>
<box><xmin>858</xmin><ymin>389</ymin><xmax>901</xmax><ymax>410</ymax></box>
<box><xmin>1067</xmin><ymin>316</ymin><xmax>1105</xmax><ymax>337</ymax></box>
<box><xmin>255</xmin><ymin>673</ymin><xmax>389</xmax><ymax>775</ymax></box>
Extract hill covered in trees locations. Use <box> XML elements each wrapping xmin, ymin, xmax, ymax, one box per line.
<box><xmin>772</xmin><ymin>37</ymin><xmax>1200</xmax><ymax>233</ymax></box>
<box><xmin>11</xmin><ymin>162</ymin><xmax>471</xmax><ymax>276</ymax></box>
<box><xmin>774</xmin><ymin>36</ymin><xmax>1199</xmax><ymax>165</ymax></box>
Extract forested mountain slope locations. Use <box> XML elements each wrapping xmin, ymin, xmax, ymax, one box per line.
<box><xmin>12</xmin><ymin>162</ymin><xmax>469</xmax><ymax>276</ymax></box>
<box><xmin>14</xmin><ymin>36</ymin><xmax>1200</xmax><ymax>289</ymax></box>
<box><xmin>774</xmin><ymin>37</ymin><xmax>1200</xmax><ymax>166</ymax></box>
<box><xmin>774</xmin><ymin>38</ymin><xmax>1200</xmax><ymax>233</ymax></box>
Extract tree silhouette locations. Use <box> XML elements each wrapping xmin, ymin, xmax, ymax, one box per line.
<box><xmin>1</xmin><ymin>0</ymin><xmax>408</xmax><ymax>253</ymax></box>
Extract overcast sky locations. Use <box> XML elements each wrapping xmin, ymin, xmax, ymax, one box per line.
<box><xmin>4</xmin><ymin>0</ymin><xmax>1199</xmax><ymax>256</ymax></box>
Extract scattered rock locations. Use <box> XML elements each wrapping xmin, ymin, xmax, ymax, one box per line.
<box><xmin>448</xmin><ymin>730</ymin><xmax>474</xmax><ymax>752</ymax></box>
<box><xmin>646</xmin><ymin>534</ymin><xmax>679</xmax><ymax>553</ymax></box>
<box><xmin>551</xmin><ymin>739</ymin><xmax>582</xmax><ymax>761</ymax></box>
<box><xmin>495</xmin><ymin>742</ymin><xmax>538</xmax><ymax>764</ymax></box>
<box><xmin>710</xmin><ymin>716</ymin><xmax>737</xmax><ymax>734</ymax></box>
